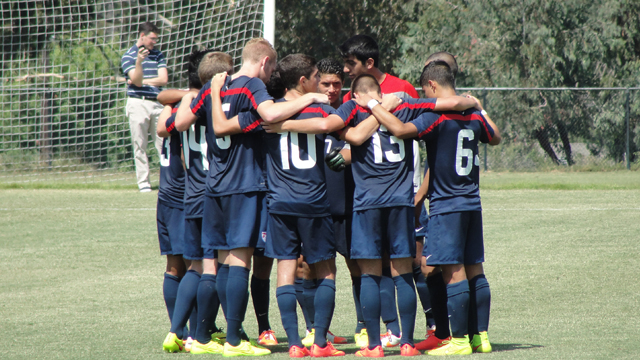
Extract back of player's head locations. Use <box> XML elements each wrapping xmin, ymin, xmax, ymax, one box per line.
<box><xmin>425</xmin><ymin>51</ymin><xmax>458</xmax><ymax>78</ymax></box>
<box><xmin>266</xmin><ymin>72</ymin><xmax>286</xmax><ymax>99</ymax></box>
<box><xmin>419</xmin><ymin>60</ymin><xmax>455</xmax><ymax>90</ymax></box>
<box><xmin>186</xmin><ymin>49</ymin><xmax>214</xmax><ymax>89</ymax></box>
<box><xmin>198</xmin><ymin>52</ymin><xmax>233</xmax><ymax>86</ymax></box>
<box><xmin>242</xmin><ymin>37</ymin><xmax>277</xmax><ymax>66</ymax></box>
<box><xmin>317</xmin><ymin>58</ymin><xmax>345</xmax><ymax>82</ymax></box>
<box><xmin>338</xmin><ymin>34</ymin><xmax>379</xmax><ymax>68</ymax></box>
<box><xmin>351</xmin><ymin>74</ymin><xmax>381</xmax><ymax>98</ymax></box>
<box><xmin>275</xmin><ymin>54</ymin><xmax>317</xmax><ymax>90</ymax></box>
<box><xmin>138</xmin><ymin>22</ymin><xmax>160</xmax><ymax>35</ymax></box>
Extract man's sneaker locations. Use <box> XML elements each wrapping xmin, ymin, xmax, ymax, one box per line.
<box><xmin>427</xmin><ymin>336</ymin><xmax>472</xmax><ymax>356</ymax></box>
<box><xmin>290</xmin><ymin>345</ymin><xmax>311</xmax><ymax>358</ymax></box>
<box><xmin>212</xmin><ymin>330</ymin><xmax>227</xmax><ymax>344</ymax></box>
<box><xmin>223</xmin><ymin>340</ymin><xmax>271</xmax><ymax>357</ymax></box>
<box><xmin>163</xmin><ymin>332</ymin><xmax>185</xmax><ymax>353</ymax></box>
<box><xmin>302</xmin><ymin>329</ymin><xmax>316</xmax><ymax>347</ymax></box>
<box><xmin>258</xmin><ymin>330</ymin><xmax>278</xmax><ymax>346</ymax></box>
<box><xmin>191</xmin><ymin>339</ymin><xmax>224</xmax><ymax>354</ymax></box>
<box><xmin>380</xmin><ymin>330</ymin><xmax>401</xmax><ymax>349</ymax></box>
<box><xmin>355</xmin><ymin>345</ymin><xmax>384</xmax><ymax>358</ymax></box>
<box><xmin>327</xmin><ymin>330</ymin><xmax>347</xmax><ymax>344</ymax></box>
<box><xmin>400</xmin><ymin>344</ymin><xmax>421</xmax><ymax>356</ymax></box>
<box><xmin>415</xmin><ymin>333</ymin><xmax>450</xmax><ymax>351</ymax></box>
<box><xmin>471</xmin><ymin>332</ymin><xmax>492</xmax><ymax>353</ymax></box>
<box><xmin>310</xmin><ymin>342</ymin><xmax>345</xmax><ymax>357</ymax></box>
<box><xmin>355</xmin><ymin>329</ymin><xmax>369</xmax><ymax>348</ymax></box>
<box><xmin>184</xmin><ymin>337</ymin><xmax>194</xmax><ymax>352</ymax></box>
<box><xmin>139</xmin><ymin>186</ymin><xmax>152</xmax><ymax>193</ymax></box>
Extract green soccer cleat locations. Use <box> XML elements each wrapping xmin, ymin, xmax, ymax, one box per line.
<box><xmin>163</xmin><ymin>332</ymin><xmax>185</xmax><ymax>353</ymax></box>
<box><xmin>426</xmin><ymin>335</ymin><xmax>472</xmax><ymax>356</ymax></box>
<box><xmin>302</xmin><ymin>328</ymin><xmax>316</xmax><ymax>348</ymax></box>
<box><xmin>191</xmin><ymin>339</ymin><xmax>224</xmax><ymax>354</ymax></box>
<box><xmin>223</xmin><ymin>340</ymin><xmax>272</xmax><ymax>357</ymax></box>
<box><xmin>355</xmin><ymin>329</ymin><xmax>369</xmax><ymax>349</ymax></box>
<box><xmin>471</xmin><ymin>331</ymin><xmax>492</xmax><ymax>353</ymax></box>
<box><xmin>212</xmin><ymin>330</ymin><xmax>227</xmax><ymax>345</ymax></box>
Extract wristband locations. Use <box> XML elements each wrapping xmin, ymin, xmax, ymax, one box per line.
<box><xmin>367</xmin><ymin>99</ymin><xmax>380</xmax><ymax>110</ymax></box>
<box><xmin>481</xmin><ymin>109</ymin><xmax>488</xmax><ymax>116</ymax></box>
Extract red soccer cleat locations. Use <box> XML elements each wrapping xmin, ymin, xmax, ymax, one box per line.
<box><xmin>355</xmin><ymin>345</ymin><xmax>384</xmax><ymax>358</ymax></box>
<box><xmin>400</xmin><ymin>344</ymin><xmax>421</xmax><ymax>356</ymax></box>
<box><xmin>289</xmin><ymin>345</ymin><xmax>311</xmax><ymax>358</ymax></box>
<box><xmin>415</xmin><ymin>333</ymin><xmax>451</xmax><ymax>351</ymax></box>
<box><xmin>310</xmin><ymin>342</ymin><xmax>345</xmax><ymax>357</ymax></box>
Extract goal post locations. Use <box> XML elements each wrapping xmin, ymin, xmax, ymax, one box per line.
<box><xmin>0</xmin><ymin>0</ymin><xmax>267</xmax><ymax>186</ymax></box>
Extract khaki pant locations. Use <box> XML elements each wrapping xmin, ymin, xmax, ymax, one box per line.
<box><xmin>125</xmin><ymin>97</ymin><xmax>164</xmax><ymax>189</ymax></box>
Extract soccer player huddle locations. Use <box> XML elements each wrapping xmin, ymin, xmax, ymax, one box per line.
<box><xmin>154</xmin><ymin>34</ymin><xmax>501</xmax><ymax>358</ymax></box>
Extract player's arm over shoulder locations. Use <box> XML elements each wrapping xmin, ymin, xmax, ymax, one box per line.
<box><xmin>433</xmin><ymin>95</ymin><xmax>479</xmax><ymax>112</ymax></box>
<box><xmin>256</xmin><ymin>89</ymin><xmax>329</xmax><ymax>123</ymax></box>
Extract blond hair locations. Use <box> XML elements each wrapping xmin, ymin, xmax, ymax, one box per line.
<box><xmin>198</xmin><ymin>52</ymin><xmax>233</xmax><ymax>84</ymax></box>
<box><xmin>241</xmin><ymin>37</ymin><xmax>277</xmax><ymax>66</ymax></box>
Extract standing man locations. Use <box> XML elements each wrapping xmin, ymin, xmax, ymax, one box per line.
<box><xmin>121</xmin><ymin>22</ymin><xmax>168</xmax><ymax>192</ymax></box>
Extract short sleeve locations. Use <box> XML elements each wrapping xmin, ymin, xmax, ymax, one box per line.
<box><xmin>478</xmin><ymin>112</ymin><xmax>495</xmax><ymax>144</ymax></box>
<box><xmin>239</xmin><ymin>110</ymin><xmax>263</xmax><ymax>133</ymax></box>
<box><xmin>156</xmin><ymin>51</ymin><xmax>167</xmax><ymax>68</ymax></box>
<box><xmin>190</xmin><ymin>84</ymin><xmax>210</xmax><ymax>117</ymax></box>
<box><xmin>121</xmin><ymin>48</ymin><xmax>136</xmax><ymax>76</ymax></box>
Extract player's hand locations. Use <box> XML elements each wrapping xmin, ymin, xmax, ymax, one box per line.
<box><xmin>305</xmin><ymin>92</ymin><xmax>330</xmax><ymax>105</ymax></box>
<box><xmin>381</xmin><ymin>94</ymin><xmax>403</xmax><ymax>112</ymax></box>
<box><xmin>261</xmin><ymin>120</ymin><xmax>285</xmax><ymax>133</ymax></box>
<box><xmin>325</xmin><ymin>147</ymin><xmax>346</xmax><ymax>172</ymax></box>
<box><xmin>352</xmin><ymin>92</ymin><xmax>374</xmax><ymax>108</ymax></box>
<box><xmin>463</xmin><ymin>93</ymin><xmax>484</xmax><ymax>111</ymax></box>
<box><xmin>211</xmin><ymin>72</ymin><xmax>227</xmax><ymax>92</ymax></box>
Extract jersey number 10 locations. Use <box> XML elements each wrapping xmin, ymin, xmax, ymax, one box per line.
<box><xmin>280</xmin><ymin>132</ymin><xmax>317</xmax><ymax>170</ymax></box>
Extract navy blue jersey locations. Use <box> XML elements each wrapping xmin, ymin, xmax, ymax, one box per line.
<box><xmin>323</xmin><ymin>135</ymin><xmax>354</xmax><ymax>216</ymax></box>
<box><xmin>121</xmin><ymin>45</ymin><xmax>166</xmax><ymax>98</ymax></box>
<box><xmin>411</xmin><ymin>109</ymin><xmax>495</xmax><ymax>216</ymax></box>
<box><xmin>158</xmin><ymin>107</ymin><xmax>185</xmax><ymax>209</ymax></box>
<box><xmin>190</xmin><ymin>76</ymin><xmax>271</xmax><ymax>196</ymax></box>
<box><xmin>334</xmin><ymin>98</ymin><xmax>437</xmax><ymax>211</ymax></box>
<box><xmin>264</xmin><ymin>102</ymin><xmax>334</xmax><ymax>216</ymax></box>
<box><xmin>181</xmin><ymin>103</ymin><xmax>210</xmax><ymax>218</ymax></box>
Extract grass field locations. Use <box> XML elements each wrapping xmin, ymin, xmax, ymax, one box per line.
<box><xmin>1</xmin><ymin>172</ymin><xmax>639</xmax><ymax>359</ymax></box>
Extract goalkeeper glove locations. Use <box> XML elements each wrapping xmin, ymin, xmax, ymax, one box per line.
<box><xmin>325</xmin><ymin>147</ymin><xmax>346</xmax><ymax>172</ymax></box>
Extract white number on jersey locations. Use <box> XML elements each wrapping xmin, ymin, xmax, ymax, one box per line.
<box><xmin>183</xmin><ymin>124</ymin><xmax>209</xmax><ymax>171</ymax></box>
<box><xmin>216</xmin><ymin>135</ymin><xmax>231</xmax><ymax>149</ymax></box>
<box><xmin>160</xmin><ymin>137</ymin><xmax>171</xmax><ymax>167</ymax></box>
<box><xmin>372</xmin><ymin>125</ymin><xmax>405</xmax><ymax>163</ymax></box>
<box><xmin>455</xmin><ymin>129</ymin><xmax>479</xmax><ymax>176</ymax></box>
<box><xmin>280</xmin><ymin>132</ymin><xmax>317</xmax><ymax>170</ymax></box>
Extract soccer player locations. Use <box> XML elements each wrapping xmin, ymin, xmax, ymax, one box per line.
<box><xmin>158</xmin><ymin>50</ymin><xmax>231</xmax><ymax>354</ymax></box>
<box><xmin>358</xmin><ymin>60</ymin><xmax>501</xmax><ymax>355</ymax></box>
<box><xmin>176</xmin><ymin>38</ymin><xmax>328</xmax><ymax>357</ymax></box>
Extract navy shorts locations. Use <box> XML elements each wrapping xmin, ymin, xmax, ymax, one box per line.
<box><xmin>265</xmin><ymin>214</ymin><xmax>336</xmax><ymax>265</ymax></box>
<box><xmin>415</xmin><ymin>205</ymin><xmax>429</xmax><ymax>239</ymax></box>
<box><xmin>183</xmin><ymin>217</ymin><xmax>203</xmax><ymax>260</ymax></box>
<box><xmin>424</xmin><ymin>211</ymin><xmax>484</xmax><ymax>266</ymax></box>
<box><xmin>253</xmin><ymin>196</ymin><xmax>269</xmax><ymax>258</ymax></box>
<box><xmin>202</xmin><ymin>192</ymin><xmax>265</xmax><ymax>251</ymax></box>
<box><xmin>333</xmin><ymin>215</ymin><xmax>352</xmax><ymax>258</ymax></box>
<box><xmin>157</xmin><ymin>201</ymin><xmax>185</xmax><ymax>256</ymax></box>
<box><xmin>351</xmin><ymin>206</ymin><xmax>416</xmax><ymax>260</ymax></box>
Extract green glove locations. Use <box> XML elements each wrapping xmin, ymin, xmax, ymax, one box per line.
<box><xmin>325</xmin><ymin>147</ymin><xmax>346</xmax><ymax>172</ymax></box>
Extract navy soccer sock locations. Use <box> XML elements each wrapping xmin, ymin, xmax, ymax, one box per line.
<box><xmin>413</xmin><ymin>266</ymin><xmax>434</xmax><ymax>329</ymax></box>
<box><xmin>251</xmin><ymin>275</ymin><xmax>271</xmax><ymax>334</ymax></box>
<box><xmin>313</xmin><ymin>278</ymin><xmax>336</xmax><ymax>348</ymax></box>
<box><xmin>351</xmin><ymin>275</ymin><xmax>365</xmax><ymax>333</ymax></box>
<box><xmin>394</xmin><ymin>273</ymin><xmax>417</xmax><ymax>346</ymax></box>
<box><xmin>468</xmin><ymin>274</ymin><xmax>491</xmax><ymax>334</ymax></box>
<box><xmin>426</xmin><ymin>272</ymin><xmax>450</xmax><ymax>339</ymax></box>
<box><xmin>295</xmin><ymin>278</ymin><xmax>313</xmax><ymax>331</ymax></box>
<box><xmin>188</xmin><ymin>307</ymin><xmax>198</xmax><ymax>339</ymax></box>
<box><xmin>276</xmin><ymin>285</ymin><xmax>303</xmax><ymax>348</ymax></box>
<box><xmin>195</xmin><ymin>274</ymin><xmax>220</xmax><ymax>344</ymax></box>
<box><xmin>360</xmin><ymin>274</ymin><xmax>382</xmax><ymax>349</ymax></box>
<box><xmin>226</xmin><ymin>266</ymin><xmax>250</xmax><ymax>346</ymax></box>
<box><xmin>380</xmin><ymin>267</ymin><xmax>400</xmax><ymax>336</ymax></box>
<box><xmin>216</xmin><ymin>264</ymin><xmax>229</xmax><ymax>320</ymax></box>
<box><xmin>163</xmin><ymin>273</ymin><xmax>180</xmax><ymax>321</ymax></box>
<box><xmin>302</xmin><ymin>279</ymin><xmax>318</xmax><ymax>329</ymax></box>
<box><xmin>447</xmin><ymin>280</ymin><xmax>470</xmax><ymax>338</ymax></box>
<box><xmin>170</xmin><ymin>270</ymin><xmax>201</xmax><ymax>338</ymax></box>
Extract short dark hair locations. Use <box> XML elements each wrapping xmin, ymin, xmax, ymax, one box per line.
<box><xmin>266</xmin><ymin>72</ymin><xmax>286</xmax><ymax>99</ymax></box>
<box><xmin>275</xmin><ymin>54</ymin><xmax>317</xmax><ymax>90</ymax></box>
<box><xmin>351</xmin><ymin>74</ymin><xmax>381</xmax><ymax>98</ymax></box>
<box><xmin>425</xmin><ymin>51</ymin><xmax>458</xmax><ymax>78</ymax></box>
<box><xmin>419</xmin><ymin>60</ymin><xmax>455</xmax><ymax>89</ymax></box>
<box><xmin>186</xmin><ymin>49</ymin><xmax>214</xmax><ymax>89</ymax></box>
<box><xmin>138</xmin><ymin>22</ymin><xmax>160</xmax><ymax>35</ymax></box>
<box><xmin>338</xmin><ymin>34</ymin><xmax>379</xmax><ymax>68</ymax></box>
<box><xmin>317</xmin><ymin>58</ymin><xmax>345</xmax><ymax>82</ymax></box>
<box><xmin>198</xmin><ymin>52</ymin><xmax>233</xmax><ymax>85</ymax></box>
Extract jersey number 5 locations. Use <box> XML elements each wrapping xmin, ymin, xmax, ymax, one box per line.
<box><xmin>280</xmin><ymin>132</ymin><xmax>317</xmax><ymax>170</ymax></box>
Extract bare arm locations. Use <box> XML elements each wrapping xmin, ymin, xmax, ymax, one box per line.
<box><xmin>262</xmin><ymin>114</ymin><xmax>345</xmax><ymax>134</ymax></box>
<box><xmin>340</xmin><ymin>115</ymin><xmax>378</xmax><ymax>146</ymax></box>
<box><xmin>142</xmin><ymin>67</ymin><xmax>168</xmax><ymax>87</ymax></box>
<box><xmin>433</xmin><ymin>95</ymin><xmax>479</xmax><ymax>112</ymax></box>
<box><xmin>340</xmin><ymin>148</ymin><xmax>352</xmax><ymax>166</ymax></box>
<box><xmin>414</xmin><ymin>168</ymin><xmax>430</xmax><ymax>227</ymax></box>
<box><xmin>354</xmin><ymin>93</ymin><xmax>419</xmax><ymax>139</ymax></box>
<box><xmin>126</xmin><ymin>47</ymin><xmax>148</xmax><ymax>87</ymax></box>
<box><xmin>468</xmin><ymin>95</ymin><xmax>501</xmax><ymax>145</ymax></box>
<box><xmin>210</xmin><ymin>73</ymin><xmax>244</xmax><ymax>136</ymax></box>
<box><xmin>156</xmin><ymin>105</ymin><xmax>173</xmax><ymax>138</ymax></box>
<box><xmin>175</xmin><ymin>92</ymin><xmax>198</xmax><ymax>132</ymax></box>
<box><xmin>257</xmin><ymin>92</ymin><xmax>329</xmax><ymax>123</ymax></box>
<box><xmin>158</xmin><ymin>89</ymin><xmax>190</xmax><ymax>105</ymax></box>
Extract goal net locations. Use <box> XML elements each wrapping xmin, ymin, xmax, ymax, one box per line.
<box><xmin>0</xmin><ymin>0</ymin><xmax>265</xmax><ymax>185</ymax></box>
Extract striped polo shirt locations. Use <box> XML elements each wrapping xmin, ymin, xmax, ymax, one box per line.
<box><xmin>121</xmin><ymin>44</ymin><xmax>166</xmax><ymax>98</ymax></box>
